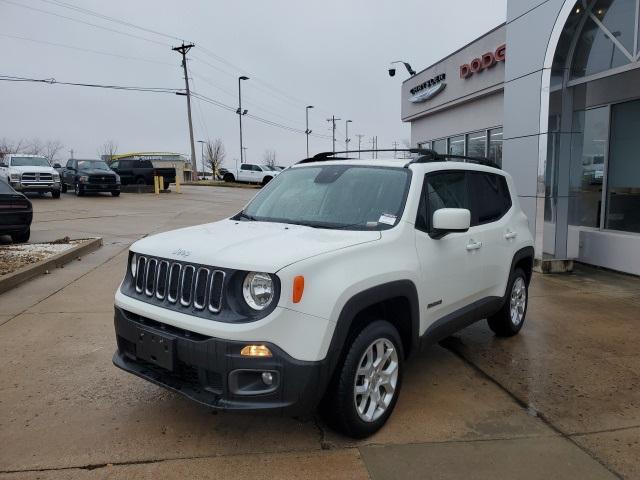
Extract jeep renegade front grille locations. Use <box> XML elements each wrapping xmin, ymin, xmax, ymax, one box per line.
<box><xmin>133</xmin><ymin>255</ymin><xmax>226</xmax><ymax>313</ymax></box>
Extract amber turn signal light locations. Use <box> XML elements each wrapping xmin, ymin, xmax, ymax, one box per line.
<box><xmin>240</xmin><ymin>345</ymin><xmax>272</xmax><ymax>357</ymax></box>
<box><xmin>293</xmin><ymin>275</ymin><xmax>305</xmax><ymax>303</ymax></box>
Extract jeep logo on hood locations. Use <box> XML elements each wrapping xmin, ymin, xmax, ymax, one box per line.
<box><xmin>172</xmin><ymin>248</ymin><xmax>191</xmax><ymax>257</ymax></box>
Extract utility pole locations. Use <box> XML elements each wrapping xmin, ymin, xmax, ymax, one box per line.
<box><xmin>237</xmin><ymin>76</ymin><xmax>249</xmax><ymax>163</ymax></box>
<box><xmin>345</xmin><ymin>120</ymin><xmax>352</xmax><ymax>155</ymax></box>
<box><xmin>326</xmin><ymin>115</ymin><xmax>341</xmax><ymax>153</ymax></box>
<box><xmin>172</xmin><ymin>42</ymin><xmax>197</xmax><ymax>178</ymax></box>
<box><xmin>356</xmin><ymin>134</ymin><xmax>364</xmax><ymax>159</ymax></box>
<box><xmin>69</xmin><ymin>149</ymin><xmax>74</xmax><ymax>159</ymax></box>
<box><xmin>370</xmin><ymin>137</ymin><xmax>376</xmax><ymax>159</ymax></box>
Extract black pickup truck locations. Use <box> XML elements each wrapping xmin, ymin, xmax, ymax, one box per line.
<box><xmin>62</xmin><ymin>159</ymin><xmax>121</xmax><ymax>197</ymax></box>
<box><xmin>109</xmin><ymin>159</ymin><xmax>176</xmax><ymax>187</ymax></box>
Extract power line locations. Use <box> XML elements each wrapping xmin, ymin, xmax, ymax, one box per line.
<box><xmin>0</xmin><ymin>33</ymin><xmax>174</xmax><ymax>66</ymax></box>
<box><xmin>0</xmin><ymin>74</ymin><xmax>182</xmax><ymax>94</ymax></box>
<box><xmin>1</xmin><ymin>0</ymin><xmax>171</xmax><ymax>48</ymax></box>
<box><xmin>37</xmin><ymin>0</ymin><xmax>183</xmax><ymax>42</ymax></box>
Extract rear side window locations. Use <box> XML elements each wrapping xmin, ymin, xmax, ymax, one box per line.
<box><xmin>241</xmin><ymin>164</ymin><xmax>251</xmax><ymax>171</ymax></box>
<box><xmin>468</xmin><ymin>172</ymin><xmax>512</xmax><ymax>225</ymax></box>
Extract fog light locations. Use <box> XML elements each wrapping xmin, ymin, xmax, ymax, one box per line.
<box><xmin>261</xmin><ymin>372</ymin><xmax>273</xmax><ymax>386</ymax></box>
<box><xmin>240</xmin><ymin>344</ymin><xmax>272</xmax><ymax>357</ymax></box>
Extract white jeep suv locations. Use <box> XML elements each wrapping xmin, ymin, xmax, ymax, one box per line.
<box><xmin>0</xmin><ymin>154</ymin><xmax>62</xmax><ymax>198</ymax></box>
<box><xmin>113</xmin><ymin>151</ymin><xmax>534</xmax><ymax>438</ymax></box>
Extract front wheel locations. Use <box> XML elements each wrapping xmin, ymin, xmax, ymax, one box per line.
<box><xmin>51</xmin><ymin>190</ymin><xmax>61</xmax><ymax>199</ymax></box>
<box><xmin>61</xmin><ymin>183</ymin><xmax>67</xmax><ymax>193</ymax></box>
<box><xmin>223</xmin><ymin>173</ymin><xmax>235</xmax><ymax>183</ymax></box>
<box><xmin>487</xmin><ymin>268</ymin><xmax>528</xmax><ymax>337</ymax></box>
<box><xmin>11</xmin><ymin>228</ymin><xmax>30</xmax><ymax>243</ymax></box>
<box><xmin>74</xmin><ymin>182</ymin><xmax>84</xmax><ymax>197</ymax></box>
<box><xmin>111</xmin><ymin>191</ymin><xmax>120</xmax><ymax>197</ymax></box>
<box><xmin>321</xmin><ymin>320</ymin><xmax>403</xmax><ymax>438</ymax></box>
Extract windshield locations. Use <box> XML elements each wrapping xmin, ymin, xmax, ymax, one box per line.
<box><xmin>10</xmin><ymin>156</ymin><xmax>50</xmax><ymax>167</ymax></box>
<box><xmin>77</xmin><ymin>160</ymin><xmax>110</xmax><ymax>170</ymax></box>
<box><xmin>240</xmin><ymin>165</ymin><xmax>411</xmax><ymax>230</ymax></box>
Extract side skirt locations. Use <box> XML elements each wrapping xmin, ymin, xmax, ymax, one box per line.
<box><xmin>420</xmin><ymin>296</ymin><xmax>503</xmax><ymax>347</ymax></box>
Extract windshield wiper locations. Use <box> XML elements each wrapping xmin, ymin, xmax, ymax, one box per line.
<box><xmin>235</xmin><ymin>211</ymin><xmax>257</xmax><ymax>221</ymax></box>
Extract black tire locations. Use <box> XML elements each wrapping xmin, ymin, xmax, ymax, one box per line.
<box><xmin>135</xmin><ymin>177</ymin><xmax>147</xmax><ymax>186</ymax></box>
<box><xmin>74</xmin><ymin>182</ymin><xmax>84</xmax><ymax>197</ymax></box>
<box><xmin>11</xmin><ymin>228</ymin><xmax>30</xmax><ymax>243</ymax></box>
<box><xmin>262</xmin><ymin>176</ymin><xmax>273</xmax><ymax>186</ymax></box>
<box><xmin>61</xmin><ymin>183</ymin><xmax>67</xmax><ymax>193</ymax></box>
<box><xmin>111</xmin><ymin>191</ymin><xmax>120</xmax><ymax>197</ymax></box>
<box><xmin>223</xmin><ymin>173</ymin><xmax>235</xmax><ymax>183</ymax></box>
<box><xmin>487</xmin><ymin>268</ymin><xmax>528</xmax><ymax>337</ymax></box>
<box><xmin>51</xmin><ymin>190</ymin><xmax>61</xmax><ymax>199</ymax></box>
<box><xmin>321</xmin><ymin>320</ymin><xmax>404</xmax><ymax>438</ymax></box>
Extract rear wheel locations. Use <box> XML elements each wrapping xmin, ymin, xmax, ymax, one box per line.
<box><xmin>262</xmin><ymin>176</ymin><xmax>273</xmax><ymax>186</ymax></box>
<box><xmin>321</xmin><ymin>320</ymin><xmax>403</xmax><ymax>438</ymax></box>
<box><xmin>11</xmin><ymin>228</ymin><xmax>30</xmax><ymax>243</ymax></box>
<box><xmin>223</xmin><ymin>173</ymin><xmax>235</xmax><ymax>183</ymax></box>
<box><xmin>135</xmin><ymin>177</ymin><xmax>147</xmax><ymax>186</ymax></box>
<box><xmin>487</xmin><ymin>268</ymin><xmax>528</xmax><ymax>337</ymax></box>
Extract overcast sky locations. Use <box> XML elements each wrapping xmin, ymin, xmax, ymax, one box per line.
<box><xmin>1</xmin><ymin>0</ymin><xmax>506</xmax><ymax>167</ymax></box>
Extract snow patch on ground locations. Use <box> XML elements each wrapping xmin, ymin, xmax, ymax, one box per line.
<box><xmin>0</xmin><ymin>240</ymin><xmax>89</xmax><ymax>276</ymax></box>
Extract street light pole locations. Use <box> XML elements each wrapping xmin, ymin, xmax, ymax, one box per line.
<box><xmin>345</xmin><ymin>120</ymin><xmax>352</xmax><ymax>155</ymax></box>
<box><xmin>237</xmin><ymin>76</ymin><xmax>249</xmax><ymax>164</ymax></box>
<box><xmin>305</xmin><ymin>105</ymin><xmax>314</xmax><ymax>158</ymax></box>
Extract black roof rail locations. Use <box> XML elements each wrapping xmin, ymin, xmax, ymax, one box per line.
<box><xmin>297</xmin><ymin>149</ymin><xmax>500</xmax><ymax>169</ymax></box>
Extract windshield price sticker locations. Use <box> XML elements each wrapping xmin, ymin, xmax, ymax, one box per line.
<box><xmin>378</xmin><ymin>214</ymin><xmax>397</xmax><ymax>226</ymax></box>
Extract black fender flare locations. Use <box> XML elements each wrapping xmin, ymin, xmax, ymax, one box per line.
<box><xmin>509</xmin><ymin>246</ymin><xmax>535</xmax><ymax>285</ymax></box>
<box><xmin>323</xmin><ymin>280</ymin><xmax>420</xmax><ymax>380</ymax></box>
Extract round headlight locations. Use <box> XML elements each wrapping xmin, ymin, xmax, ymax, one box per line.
<box><xmin>242</xmin><ymin>272</ymin><xmax>274</xmax><ymax>311</ymax></box>
<box><xmin>130</xmin><ymin>253</ymin><xmax>138</xmax><ymax>278</ymax></box>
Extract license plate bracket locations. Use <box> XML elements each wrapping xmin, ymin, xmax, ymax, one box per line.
<box><xmin>136</xmin><ymin>327</ymin><xmax>176</xmax><ymax>371</ymax></box>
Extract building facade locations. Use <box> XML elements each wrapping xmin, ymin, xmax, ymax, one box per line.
<box><xmin>402</xmin><ymin>0</ymin><xmax>640</xmax><ymax>276</ymax></box>
<box><xmin>108</xmin><ymin>152</ymin><xmax>193</xmax><ymax>182</ymax></box>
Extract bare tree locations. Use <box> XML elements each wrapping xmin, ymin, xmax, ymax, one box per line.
<box><xmin>99</xmin><ymin>140</ymin><xmax>118</xmax><ymax>164</ymax></box>
<box><xmin>25</xmin><ymin>138</ymin><xmax>45</xmax><ymax>156</ymax></box>
<box><xmin>0</xmin><ymin>138</ymin><xmax>25</xmax><ymax>160</ymax></box>
<box><xmin>204</xmin><ymin>139</ymin><xmax>226</xmax><ymax>179</ymax></box>
<box><xmin>262</xmin><ymin>149</ymin><xmax>277</xmax><ymax>167</ymax></box>
<box><xmin>44</xmin><ymin>140</ymin><xmax>64</xmax><ymax>165</ymax></box>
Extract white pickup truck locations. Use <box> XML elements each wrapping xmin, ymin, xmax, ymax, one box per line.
<box><xmin>0</xmin><ymin>154</ymin><xmax>61</xmax><ymax>198</ymax></box>
<box><xmin>221</xmin><ymin>163</ymin><xmax>281</xmax><ymax>185</ymax></box>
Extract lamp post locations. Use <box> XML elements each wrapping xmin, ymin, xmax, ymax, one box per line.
<box><xmin>305</xmin><ymin>105</ymin><xmax>314</xmax><ymax>158</ymax></box>
<box><xmin>237</xmin><ymin>76</ymin><xmax>249</xmax><ymax>163</ymax></box>
<box><xmin>197</xmin><ymin>140</ymin><xmax>205</xmax><ymax>179</ymax></box>
<box><xmin>345</xmin><ymin>120</ymin><xmax>352</xmax><ymax>155</ymax></box>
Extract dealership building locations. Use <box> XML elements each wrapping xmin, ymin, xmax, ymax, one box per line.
<box><xmin>402</xmin><ymin>0</ymin><xmax>640</xmax><ymax>275</ymax></box>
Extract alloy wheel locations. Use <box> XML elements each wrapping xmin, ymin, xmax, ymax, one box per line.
<box><xmin>510</xmin><ymin>277</ymin><xmax>527</xmax><ymax>326</ymax></box>
<box><xmin>353</xmin><ymin>338</ymin><xmax>399</xmax><ymax>423</ymax></box>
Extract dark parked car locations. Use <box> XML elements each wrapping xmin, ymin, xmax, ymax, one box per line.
<box><xmin>0</xmin><ymin>179</ymin><xmax>32</xmax><ymax>243</ymax></box>
<box><xmin>109</xmin><ymin>159</ymin><xmax>176</xmax><ymax>187</ymax></box>
<box><xmin>61</xmin><ymin>159</ymin><xmax>121</xmax><ymax>197</ymax></box>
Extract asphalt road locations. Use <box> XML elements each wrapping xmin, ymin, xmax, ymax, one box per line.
<box><xmin>1</xmin><ymin>186</ymin><xmax>638</xmax><ymax>479</ymax></box>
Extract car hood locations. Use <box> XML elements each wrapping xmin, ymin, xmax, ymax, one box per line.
<box><xmin>131</xmin><ymin>219</ymin><xmax>381</xmax><ymax>271</ymax></box>
<box><xmin>10</xmin><ymin>166</ymin><xmax>55</xmax><ymax>173</ymax></box>
<box><xmin>78</xmin><ymin>169</ymin><xmax>117</xmax><ymax>176</ymax></box>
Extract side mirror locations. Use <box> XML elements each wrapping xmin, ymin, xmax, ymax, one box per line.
<box><xmin>53</xmin><ymin>163</ymin><xmax>62</xmax><ymax>169</ymax></box>
<box><xmin>431</xmin><ymin>208</ymin><xmax>470</xmax><ymax>239</ymax></box>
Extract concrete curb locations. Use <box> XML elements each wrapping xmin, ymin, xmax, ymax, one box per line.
<box><xmin>0</xmin><ymin>237</ymin><xmax>103</xmax><ymax>295</ymax></box>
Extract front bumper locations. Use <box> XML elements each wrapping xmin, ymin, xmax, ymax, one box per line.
<box><xmin>113</xmin><ymin>306</ymin><xmax>327</xmax><ymax>415</ymax></box>
<box><xmin>11</xmin><ymin>181</ymin><xmax>60</xmax><ymax>192</ymax></box>
<box><xmin>79</xmin><ymin>182</ymin><xmax>120</xmax><ymax>192</ymax></box>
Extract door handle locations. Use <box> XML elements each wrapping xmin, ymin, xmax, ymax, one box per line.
<box><xmin>466</xmin><ymin>240</ymin><xmax>483</xmax><ymax>251</ymax></box>
<box><xmin>504</xmin><ymin>230</ymin><xmax>518</xmax><ymax>240</ymax></box>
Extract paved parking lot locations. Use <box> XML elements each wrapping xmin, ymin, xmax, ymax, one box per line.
<box><xmin>1</xmin><ymin>187</ymin><xmax>638</xmax><ymax>479</ymax></box>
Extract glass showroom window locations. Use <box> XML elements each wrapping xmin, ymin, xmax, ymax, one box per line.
<box><xmin>606</xmin><ymin>99</ymin><xmax>640</xmax><ymax>233</ymax></box>
<box><xmin>568</xmin><ymin>107</ymin><xmax>609</xmax><ymax>229</ymax></box>
<box><xmin>466</xmin><ymin>131</ymin><xmax>487</xmax><ymax>158</ymax></box>
<box><xmin>418</xmin><ymin>141</ymin><xmax>431</xmax><ymax>150</ymax></box>
<box><xmin>571</xmin><ymin>0</ymin><xmax>636</xmax><ymax>79</ymax></box>
<box><xmin>448</xmin><ymin>135</ymin><xmax>465</xmax><ymax>156</ymax></box>
<box><xmin>488</xmin><ymin>128</ymin><xmax>503</xmax><ymax>166</ymax></box>
<box><xmin>432</xmin><ymin>139</ymin><xmax>447</xmax><ymax>155</ymax></box>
